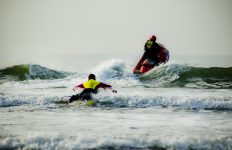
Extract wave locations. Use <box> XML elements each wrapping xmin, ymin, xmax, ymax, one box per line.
<box><xmin>0</xmin><ymin>134</ymin><xmax>231</xmax><ymax>150</ymax></box>
<box><xmin>1</xmin><ymin>62</ymin><xmax>231</xmax><ymax>89</ymax></box>
<box><xmin>0</xmin><ymin>64</ymin><xmax>68</xmax><ymax>82</ymax></box>
<box><xmin>94</xmin><ymin>91</ymin><xmax>232</xmax><ymax>110</ymax></box>
<box><xmin>80</xmin><ymin>60</ymin><xmax>232</xmax><ymax>89</ymax></box>
<box><xmin>1</xmin><ymin>91</ymin><xmax>232</xmax><ymax>111</ymax></box>
<box><xmin>93</xmin><ymin>59</ymin><xmax>127</xmax><ymax>80</ymax></box>
<box><xmin>140</xmin><ymin>64</ymin><xmax>232</xmax><ymax>89</ymax></box>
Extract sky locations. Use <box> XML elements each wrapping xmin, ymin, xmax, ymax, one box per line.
<box><xmin>0</xmin><ymin>0</ymin><xmax>232</xmax><ymax>56</ymax></box>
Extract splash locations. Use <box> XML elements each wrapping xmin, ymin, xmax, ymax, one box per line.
<box><xmin>93</xmin><ymin>59</ymin><xmax>127</xmax><ymax>80</ymax></box>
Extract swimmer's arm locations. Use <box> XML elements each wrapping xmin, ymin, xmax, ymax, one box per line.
<box><xmin>73</xmin><ymin>84</ymin><xmax>84</xmax><ymax>91</ymax></box>
<box><xmin>97</xmin><ymin>83</ymin><xmax>117</xmax><ymax>93</ymax></box>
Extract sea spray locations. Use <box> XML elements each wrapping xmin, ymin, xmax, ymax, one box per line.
<box><xmin>92</xmin><ymin>59</ymin><xmax>126</xmax><ymax>80</ymax></box>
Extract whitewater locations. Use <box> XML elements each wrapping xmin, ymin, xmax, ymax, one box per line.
<box><xmin>0</xmin><ymin>55</ymin><xmax>232</xmax><ymax>149</ymax></box>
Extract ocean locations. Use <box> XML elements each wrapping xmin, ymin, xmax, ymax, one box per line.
<box><xmin>0</xmin><ymin>53</ymin><xmax>232</xmax><ymax>149</ymax></box>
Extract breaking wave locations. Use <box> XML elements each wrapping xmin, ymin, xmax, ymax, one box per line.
<box><xmin>1</xmin><ymin>134</ymin><xmax>231</xmax><ymax>150</ymax></box>
<box><xmin>0</xmin><ymin>60</ymin><xmax>231</xmax><ymax>110</ymax></box>
<box><xmin>1</xmin><ymin>62</ymin><xmax>231</xmax><ymax>89</ymax></box>
<box><xmin>1</xmin><ymin>90</ymin><xmax>232</xmax><ymax>111</ymax></box>
<box><xmin>140</xmin><ymin>64</ymin><xmax>232</xmax><ymax>89</ymax></box>
<box><xmin>94</xmin><ymin>91</ymin><xmax>232</xmax><ymax>110</ymax></box>
<box><xmin>0</xmin><ymin>64</ymin><xmax>68</xmax><ymax>82</ymax></box>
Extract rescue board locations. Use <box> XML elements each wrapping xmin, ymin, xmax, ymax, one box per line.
<box><xmin>55</xmin><ymin>100</ymin><xmax>96</xmax><ymax>106</ymax></box>
<box><xmin>69</xmin><ymin>100</ymin><xmax>96</xmax><ymax>106</ymax></box>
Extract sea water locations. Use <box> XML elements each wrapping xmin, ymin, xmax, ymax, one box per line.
<box><xmin>0</xmin><ymin>54</ymin><xmax>232</xmax><ymax>149</ymax></box>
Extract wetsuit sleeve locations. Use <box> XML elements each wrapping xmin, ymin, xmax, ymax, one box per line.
<box><xmin>153</xmin><ymin>42</ymin><xmax>163</xmax><ymax>50</ymax></box>
<box><xmin>74</xmin><ymin>83</ymin><xmax>84</xmax><ymax>89</ymax></box>
<box><xmin>96</xmin><ymin>82</ymin><xmax>112</xmax><ymax>89</ymax></box>
<box><xmin>144</xmin><ymin>41</ymin><xmax>149</xmax><ymax>51</ymax></box>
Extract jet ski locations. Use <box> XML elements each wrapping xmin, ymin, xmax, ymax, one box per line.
<box><xmin>133</xmin><ymin>47</ymin><xmax>169</xmax><ymax>74</ymax></box>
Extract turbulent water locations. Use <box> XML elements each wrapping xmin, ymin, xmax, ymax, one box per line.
<box><xmin>0</xmin><ymin>56</ymin><xmax>232</xmax><ymax>149</ymax></box>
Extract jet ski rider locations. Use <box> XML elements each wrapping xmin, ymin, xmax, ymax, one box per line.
<box><xmin>143</xmin><ymin>35</ymin><xmax>164</xmax><ymax>67</ymax></box>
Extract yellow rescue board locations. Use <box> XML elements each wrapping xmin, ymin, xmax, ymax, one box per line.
<box><xmin>69</xmin><ymin>100</ymin><xmax>96</xmax><ymax>106</ymax></box>
<box><xmin>55</xmin><ymin>100</ymin><xmax>96</xmax><ymax>106</ymax></box>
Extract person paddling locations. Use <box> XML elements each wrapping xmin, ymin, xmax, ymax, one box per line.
<box><xmin>69</xmin><ymin>74</ymin><xmax>116</xmax><ymax>103</ymax></box>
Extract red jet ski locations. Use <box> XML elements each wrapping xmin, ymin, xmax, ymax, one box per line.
<box><xmin>133</xmin><ymin>47</ymin><xmax>169</xmax><ymax>74</ymax></box>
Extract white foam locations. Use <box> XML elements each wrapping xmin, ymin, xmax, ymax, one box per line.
<box><xmin>92</xmin><ymin>59</ymin><xmax>127</xmax><ymax>80</ymax></box>
<box><xmin>0</xmin><ymin>110</ymin><xmax>232</xmax><ymax>149</ymax></box>
<box><xmin>94</xmin><ymin>89</ymin><xmax>232</xmax><ymax>110</ymax></box>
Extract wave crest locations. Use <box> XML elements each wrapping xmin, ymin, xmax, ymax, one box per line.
<box><xmin>94</xmin><ymin>92</ymin><xmax>232</xmax><ymax>110</ymax></box>
<box><xmin>141</xmin><ymin>64</ymin><xmax>232</xmax><ymax>89</ymax></box>
<box><xmin>93</xmin><ymin>59</ymin><xmax>126</xmax><ymax>80</ymax></box>
<box><xmin>0</xmin><ymin>64</ymin><xmax>67</xmax><ymax>82</ymax></box>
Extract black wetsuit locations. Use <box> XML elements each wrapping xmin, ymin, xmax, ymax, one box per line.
<box><xmin>69</xmin><ymin>81</ymin><xmax>112</xmax><ymax>103</ymax></box>
<box><xmin>144</xmin><ymin>40</ymin><xmax>162</xmax><ymax>61</ymax></box>
<box><xmin>69</xmin><ymin>88</ymin><xmax>97</xmax><ymax>102</ymax></box>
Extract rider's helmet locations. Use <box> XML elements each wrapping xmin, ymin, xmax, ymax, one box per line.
<box><xmin>149</xmin><ymin>35</ymin><xmax>156</xmax><ymax>41</ymax></box>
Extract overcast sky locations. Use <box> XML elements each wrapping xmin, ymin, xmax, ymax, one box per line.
<box><xmin>0</xmin><ymin>0</ymin><xmax>232</xmax><ymax>56</ymax></box>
